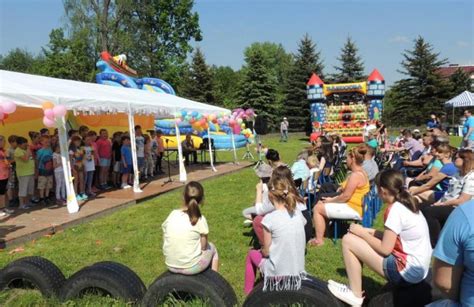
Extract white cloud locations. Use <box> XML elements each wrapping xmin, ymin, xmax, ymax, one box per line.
<box><xmin>389</xmin><ymin>35</ymin><xmax>409</xmax><ymax>44</ymax></box>
<box><xmin>456</xmin><ymin>41</ymin><xmax>470</xmax><ymax>48</ymax></box>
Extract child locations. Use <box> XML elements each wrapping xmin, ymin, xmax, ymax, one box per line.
<box><xmin>83</xmin><ymin>134</ymin><xmax>96</xmax><ymax>197</ymax></box>
<box><xmin>120</xmin><ymin>136</ymin><xmax>133</xmax><ymax>189</ymax></box>
<box><xmin>111</xmin><ymin>132</ymin><xmax>123</xmax><ymax>188</ymax></box>
<box><xmin>155</xmin><ymin>130</ymin><xmax>164</xmax><ymax>175</ymax></box>
<box><xmin>328</xmin><ymin>169</ymin><xmax>432</xmax><ymax>306</ymax></box>
<box><xmin>244</xmin><ymin>168</ymin><xmax>307</xmax><ymax>294</ymax></box>
<box><xmin>6</xmin><ymin>135</ymin><xmax>18</xmax><ymax>209</ymax></box>
<box><xmin>134</xmin><ymin>125</ymin><xmax>145</xmax><ymax>180</ymax></box>
<box><xmin>162</xmin><ymin>181</ymin><xmax>219</xmax><ymax>275</ymax></box>
<box><xmin>14</xmin><ymin>137</ymin><xmax>35</xmax><ymax>209</ymax></box>
<box><xmin>290</xmin><ymin>150</ymin><xmax>310</xmax><ymax>184</ymax></box>
<box><xmin>52</xmin><ymin>144</ymin><xmax>66</xmax><ymax>205</ymax></box>
<box><xmin>149</xmin><ymin>131</ymin><xmax>158</xmax><ymax>174</ymax></box>
<box><xmin>96</xmin><ymin>129</ymin><xmax>112</xmax><ymax>189</ymax></box>
<box><xmin>69</xmin><ymin>136</ymin><xmax>87</xmax><ymax>201</ymax></box>
<box><xmin>306</xmin><ymin>155</ymin><xmax>320</xmax><ymax>192</ymax></box>
<box><xmin>144</xmin><ymin>134</ymin><xmax>154</xmax><ymax>179</ymax></box>
<box><xmin>0</xmin><ymin>135</ymin><xmax>10</xmax><ymax>216</ymax></box>
<box><xmin>36</xmin><ymin>136</ymin><xmax>54</xmax><ymax>205</ymax></box>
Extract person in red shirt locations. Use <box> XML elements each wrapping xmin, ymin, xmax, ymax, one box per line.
<box><xmin>96</xmin><ymin>129</ymin><xmax>112</xmax><ymax>189</ymax></box>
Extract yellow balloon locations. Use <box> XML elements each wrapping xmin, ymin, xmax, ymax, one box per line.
<box><xmin>42</xmin><ymin>101</ymin><xmax>55</xmax><ymax>110</ymax></box>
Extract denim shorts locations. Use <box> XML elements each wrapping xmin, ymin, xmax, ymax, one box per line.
<box><xmin>383</xmin><ymin>254</ymin><xmax>410</xmax><ymax>286</ymax></box>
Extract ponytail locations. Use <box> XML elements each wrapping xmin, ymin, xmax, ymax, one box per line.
<box><xmin>268</xmin><ymin>166</ymin><xmax>304</xmax><ymax>214</ymax></box>
<box><xmin>376</xmin><ymin>169</ymin><xmax>418</xmax><ymax>213</ymax></box>
<box><xmin>183</xmin><ymin>181</ymin><xmax>204</xmax><ymax>226</ymax></box>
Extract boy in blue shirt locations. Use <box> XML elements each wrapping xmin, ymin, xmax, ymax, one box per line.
<box><xmin>120</xmin><ymin>136</ymin><xmax>133</xmax><ymax>189</ymax></box>
<box><xmin>432</xmin><ymin>200</ymin><xmax>474</xmax><ymax>307</ymax></box>
<box><xmin>36</xmin><ymin>136</ymin><xmax>54</xmax><ymax>205</ymax></box>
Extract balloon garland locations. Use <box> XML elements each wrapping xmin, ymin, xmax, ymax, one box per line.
<box><xmin>0</xmin><ymin>100</ymin><xmax>18</xmax><ymax>122</ymax></box>
<box><xmin>41</xmin><ymin>101</ymin><xmax>67</xmax><ymax>128</ymax></box>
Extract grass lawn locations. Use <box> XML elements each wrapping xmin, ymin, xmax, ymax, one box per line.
<box><xmin>0</xmin><ymin>133</ymin><xmax>462</xmax><ymax>306</ymax></box>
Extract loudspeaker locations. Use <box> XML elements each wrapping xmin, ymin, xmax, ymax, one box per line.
<box><xmin>254</xmin><ymin>115</ymin><xmax>268</xmax><ymax>135</ymax></box>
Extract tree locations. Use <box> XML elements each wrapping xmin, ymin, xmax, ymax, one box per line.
<box><xmin>389</xmin><ymin>36</ymin><xmax>449</xmax><ymax>125</ymax></box>
<box><xmin>237</xmin><ymin>48</ymin><xmax>277</xmax><ymax>129</ymax></box>
<box><xmin>333</xmin><ymin>37</ymin><xmax>365</xmax><ymax>82</ymax></box>
<box><xmin>182</xmin><ymin>48</ymin><xmax>214</xmax><ymax>104</ymax></box>
<box><xmin>211</xmin><ymin>65</ymin><xmax>240</xmax><ymax>109</ymax></box>
<box><xmin>449</xmin><ymin>68</ymin><xmax>471</xmax><ymax>96</ymax></box>
<box><xmin>283</xmin><ymin>34</ymin><xmax>324</xmax><ymax>132</ymax></box>
<box><xmin>37</xmin><ymin>29</ymin><xmax>96</xmax><ymax>82</ymax></box>
<box><xmin>63</xmin><ymin>0</ymin><xmax>202</xmax><ymax>81</ymax></box>
<box><xmin>0</xmin><ymin>48</ymin><xmax>39</xmax><ymax>73</ymax></box>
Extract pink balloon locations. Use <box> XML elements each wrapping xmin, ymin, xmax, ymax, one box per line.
<box><xmin>43</xmin><ymin>116</ymin><xmax>56</xmax><ymax>128</ymax></box>
<box><xmin>229</xmin><ymin>119</ymin><xmax>236</xmax><ymax>126</ymax></box>
<box><xmin>0</xmin><ymin>113</ymin><xmax>4</xmax><ymax>120</ymax></box>
<box><xmin>44</xmin><ymin>109</ymin><xmax>55</xmax><ymax>120</ymax></box>
<box><xmin>175</xmin><ymin>118</ymin><xmax>182</xmax><ymax>124</ymax></box>
<box><xmin>233</xmin><ymin>126</ymin><xmax>241</xmax><ymax>135</ymax></box>
<box><xmin>1</xmin><ymin>101</ymin><xmax>16</xmax><ymax>114</ymax></box>
<box><xmin>53</xmin><ymin>105</ymin><xmax>67</xmax><ymax>118</ymax></box>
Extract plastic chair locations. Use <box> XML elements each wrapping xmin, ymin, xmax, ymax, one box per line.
<box><xmin>331</xmin><ymin>193</ymin><xmax>372</xmax><ymax>243</ymax></box>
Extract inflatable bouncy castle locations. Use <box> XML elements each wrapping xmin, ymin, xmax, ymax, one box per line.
<box><xmin>307</xmin><ymin>69</ymin><xmax>384</xmax><ymax>143</ymax></box>
<box><xmin>96</xmin><ymin>52</ymin><xmax>246</xmax><ymax>149</ymax></box>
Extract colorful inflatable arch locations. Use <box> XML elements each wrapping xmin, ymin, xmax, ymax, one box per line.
<box><xmin>307</xmin><ymin>69</ymin><xmax>385</xmax><ymax>143</ymax></box>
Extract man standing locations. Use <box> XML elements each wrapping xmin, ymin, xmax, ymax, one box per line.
<box><xmin>462</xmin><ymin>109</ymin><xmax>474</xmax><ymax>149</ymax></box>
<box><xmin>280</xmin><ymin>117</ymin><xmax>289</xmax><ymax>142</ymax></box>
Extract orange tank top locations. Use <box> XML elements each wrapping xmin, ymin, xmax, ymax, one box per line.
<box><xmin>341</xmin><ymin>171</ymin><xmax>370</xmax><ymax>216</ymax></box>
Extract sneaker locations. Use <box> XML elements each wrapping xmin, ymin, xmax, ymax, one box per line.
<box><xmin>328</xmin><ymin>283</ymin><xmax>364</xmax><ymax>307</ymax></box>
<box><xmin>243</xmin><ymin>219</ymin><xmax>253</xmax><ymax>227</ymax></box>
<box><xmin>121</xmin><ymin>184</ymin><xmax>132</xmax><ymax>189</ymax></box>
<box><xmin>76</xmin><ymin>195</ymin><xmax>83</xmax><ymax>201</ymax></box>
<box><xmin>0</xmin><ymin>211</ymin><xmax>7</xmax><ymax>217</ymax></box>
<box><xmin>328</xmin><ymin>280</ymin><xmax>349</xmax><ymax>289</ymax></box>
<box><xmin>80</xmin><ymin>193</ymin><xmax>88</xmax><ymax>200</ymax></box>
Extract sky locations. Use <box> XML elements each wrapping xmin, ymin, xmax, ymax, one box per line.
<box><xmin>0</xmin><ymin>0</ymin><xmax>473</xmax><ymax>86</ymax></box>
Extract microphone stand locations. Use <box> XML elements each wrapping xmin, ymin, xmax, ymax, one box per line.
<box><xmin>163</xmin><ymin>139</ymin><xmax>173</xmax><ymax>185</ymax></box>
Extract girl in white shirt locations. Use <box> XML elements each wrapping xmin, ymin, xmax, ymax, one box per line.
<box><xmin>162</xmin><ymin>181</ymin><xmax>218</xmax><ymax>275</ymax></box>
<box><xmin>328</xmin><ymin>169</ymin><xmax>432</xmax><ymax>307</ymax></box>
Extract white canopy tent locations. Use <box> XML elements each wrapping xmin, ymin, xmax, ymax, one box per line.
<box><xmin>0</xmin><ymin>70</ymin><xmax>230</xmax><ymax>213</ymax></box>
<box><xmin>445</xmin><ymin>90</ymin><xmax>474</xmax><ymax>108</ymax></box>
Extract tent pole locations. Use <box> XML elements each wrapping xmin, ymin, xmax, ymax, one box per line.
<box><xmin>230</xmin><ymin>132</ymin><xmax>238</xmax><ymax>165</ymax></box>
<box><xmin>128</xmin><ymin>103</ymin><xmax>142</xmax><ymax>193</ymax></box>
<box><xmin>57</xmin><ymin>112</ymin><xmax>79</xmax><ymax>213</ymax></box>
<box><xmin>207</xmin><ymin>125</ymin><xmax>217</xmax><ymax>172</ymax></box>
<box><xmin>174</xmin><ymin>119</ymin><xmax>187</xmax><ymax>182</ymax></box>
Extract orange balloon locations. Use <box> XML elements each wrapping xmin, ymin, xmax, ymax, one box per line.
<box><xmin>42</xmin><ymin>101</ymin><xmax>55</xmax><ymax>110</ymax></box>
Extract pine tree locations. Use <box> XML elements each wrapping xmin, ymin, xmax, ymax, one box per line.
<box><xmin>390</xmin><ymin>36</ymin><xmax>449</xmax><ymax>125</ymax></box>
<box><xmin>283</xmin><ymin>34</ymin><xmax>324</xmax><ymax>132</ymax></box>
<box><xmin>449</xmin><ymin>68</ymin><xmax>471</xmax><ymax>96</ymax></box>
<box><xmin>237</xmin><ymin>48</ymin><xmax>277</xmax><ymax>129</ymax></box>
<box><xmin>182</xmin><ymin>48</ymin><xmax>214</xmax><ymax>104</ymax></box>
<box><xmin>334</xmin><ymin>37</ymin><xmax>365</xmax><ymax>82</ymax></box>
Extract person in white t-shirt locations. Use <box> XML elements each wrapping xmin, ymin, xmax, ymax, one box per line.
<box><xmin>328</xmin><ymin>169</ymin><xmax>432</xmax><ymax>307</ymax></box>
<box><xmin>162</xmin><ymin>181</ymin><xmax>218</xmax><ymax>275</ymax></box>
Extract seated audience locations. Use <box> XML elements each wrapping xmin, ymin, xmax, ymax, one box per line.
<box><xmin>309</xmin><ymin>145</ymin><xmax>370</xmax><ymax>246</ymax></box>
<box><xmin>421</xmin><ymin>149</ymin><xmax>474</xmax><ymax>247</ymax></box>
<box><xmin>402</xmin><ymin>132</ymin><xmax>434</xmax><ymax>176</ymax></box>
<box><xmin>244</xmin><ymin>170</ymin><xmax>306</xmax><ymax>294</ymax></box>
<box><xmin>290</xmin><ymin>150</ymin><xmax>310</xmax><ymax>184</ymax></box>
<box><xmin>409</xmin><ymin>144</ymin><xmax>458</xmax><ymax>205</ymax></box>
<box><xmin>432</xmin><ymin>200</ymin><xmax>473</xmax><ymax>307</ymax></box>
<box><xmin>362</xmin><ymin>144</ymin><xmax>378</xmax><ymax>182</ymax></box>
<box><xmin>162</xmin><ymin>181</ymin><xmax>218</xmax><ymax>275</ymax></box>
<box><xmin>328</xmin><ymin>169</ymin><xmax>432</xmax><ymax>306</ymax></box>
<box><xmin>265</xmin><ymin>149</ymin><xmax>286</xmax><ymax>169</ymax></box>
<box><xmin>407</xmin><ymin>143</ymin><xmax>442</xmax><ymax>185</ymax></box>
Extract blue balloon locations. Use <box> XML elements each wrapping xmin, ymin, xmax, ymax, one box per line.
<box><xmin>192</xmin><ymin>111</ymin><xmax>198</xmax><ymax>118</ymax></box>
<box><xmin>181</xmin><ymin>110</ymin><xmax>187</xmax><ymax>117</ymax></box>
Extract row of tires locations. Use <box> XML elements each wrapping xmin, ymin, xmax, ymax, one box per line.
<box><xmin>0</xmin><ymin>256</ymin><xmax>441</xmax><ymax>306</ymax></box>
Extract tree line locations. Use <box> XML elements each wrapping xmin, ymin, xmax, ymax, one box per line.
<box><xmin>0</xmin><ymin>1</ymin><xmax>471</xmax><ymax>130</ymax></box>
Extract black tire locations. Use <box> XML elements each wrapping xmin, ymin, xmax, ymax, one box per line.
<box><xmin>243</xmin><ymin>275</ymin><xmax>347</xmax><ymax>307</ymax></box>
<box><xmin>60</xmin><ymin>261</ymin><xmax>146</xmax><ymax>304</ymax></box>
<box><xmin>367</xmin><ymin>271</ymin><xmax>444</xmax><ymax>307</ymax></box>
<box><xmin>0</xmin><ymin>256</ymin><xmax>66</xmax><ymax>297</ymax></box>
<box><xmin>142</xmin><ymin>269</ymin><xmax>238</xmax><ymax>307</ymax></box>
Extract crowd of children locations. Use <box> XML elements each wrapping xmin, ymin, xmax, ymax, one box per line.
<box><xmin>0</xmin><ymin>125</ymin><xmax>168</xmax><ymax>216</ymax></box>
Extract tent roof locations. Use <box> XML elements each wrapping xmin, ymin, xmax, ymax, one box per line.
<box><xmin>0</xmin><ymin>70</ymin><xmax>229</xmax><ymax>116</ymax></box>
<box><xmin>445</xmin><ymin>90</ymin><xmax>474</xmax><ymax>108</ymax></box>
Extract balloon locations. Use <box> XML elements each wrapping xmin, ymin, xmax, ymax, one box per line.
<box><xmin>44</xmin><ymin>109</ymin><xmax>55</xmax><ymax>120</ymax></box>
<box><xmin>189</xmin><ymin>118</ymin><xmax>196</xmax><ymax>124</ymax></box>
<box><xmin>199</xmin><ymin>118</ymin><xmax>206</xmax><ymax>125</ymax></box>
<box><xmin>1</xmin><ymin>101</ymin><xmax>17</xmax><ymax>114</ymax></box>
<box><xmin>192</xmin><ymin>111</ymin><xmax>198</xmax><ymax>118</ymax></box>
<box><xmin>181</xmin><ymin>110</ymin><xmax>187</xmax><ymax>117</ymax></box>
<box><xmin>43</xmin><ymin>116</ymin><xmax>56</xmax><ymax>128</ymax></box>
<box><xmin>3</xmin><ymin>113</ymin><xmax>8</xmax><ymax>120</ymax></box>
<box><xmin>175</xmin><ymin>118</ymin><xmax>182</xmax><ymax>124</ymax></box>
<box><xmin>233</xmin><ymin>126</ymin><xmax>241</xmax><ymax>135</ymax></box>
<box><xmin>237</xmin><ymin>118</ymin><xmax>243</xmax><ymax>124</ymax></box>
<box><xmin>212</xmin><ymin>118</ymin><xmax>218</xmax><ymax>124</ymax></box>
<box><xmin>53</xmin><ymin>105</ymin><xmax>67</xmax><ymax>118</ymax></box>
<box><xmin>241</xmin><ymin>123</ymin><xmax>246</xmax><ymax>129</ymax></box>
<box><xmin>0</xmin><ymin>113</ymin><xmax>4</xmax><ymax>120</ymax></box>
<box><xmin>42</xmin><ymin>101</ymin><xmax>54</xmax><ymax>110</ymax></box>
<box><xmin>229</xmin><ymin>119</ymin><xmax>236</xmax><ymax>126</ymax></box>
<box><xmin>209</xmin><ymin>114</ymin><xmax>216</xmax><ymax>121</ymax></box>
<box><xmin>196</xmin><ymin>113</ymin><xmax>202</xmax><ymax>120</ymax></box>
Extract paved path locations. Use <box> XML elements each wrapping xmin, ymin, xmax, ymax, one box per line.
<box><xmin>0</xmin><ymin>162</ymin><xmax>251</xmax><ymax>248</ymax></box>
